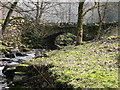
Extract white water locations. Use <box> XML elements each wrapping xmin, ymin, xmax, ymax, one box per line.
<box><xmin>0</xmin><ymin>66</ymin><xmax>7</xmax><ymax>90</ymax></box>
<box><xmin>0</xmin><ymin>50</ymin><xmax>37</xmax><ymax>89</ymax></box>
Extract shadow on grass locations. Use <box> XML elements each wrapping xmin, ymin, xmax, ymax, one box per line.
<box><xmin>9</xmin><ymin>65</ymin><xmax>74</xmax><ymax>89</ymax></box>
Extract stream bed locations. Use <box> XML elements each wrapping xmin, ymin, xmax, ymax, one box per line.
<box><xmin>0</xmin><ymin>49</ymin><xmax>44</xmax><ymax>89</ymax></box>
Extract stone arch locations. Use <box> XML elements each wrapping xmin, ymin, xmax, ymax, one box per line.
<box><xmin>42</xmin><ymin>31</ymin><xmax>76</xmax><ymax>50</ymax></box>
<box><xmin>42</xmin><ymin>32</ymin><xmax>65</xmax><ymax>50</ymax></box>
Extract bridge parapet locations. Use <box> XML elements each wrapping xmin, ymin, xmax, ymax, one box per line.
<box><xmin>41</xmin><ymin>22</ymin><xmax>118</xmax><ymax>49</ymax></box>
<box><xmin>43</xmin><ymin>22</ymin><xmax>118</xmax><ymax>38</ymax></box>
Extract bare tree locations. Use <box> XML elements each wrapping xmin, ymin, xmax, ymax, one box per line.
<box><xmin>68</xmin><ymin>3</ymin><xmax>71</xmax><ymax>23</ymax></box>
<box><xmin>76</xmin><ymin>1</ymin><xmax>85</xmax><ymax>45</ymax></box>
<box><xmin>76</xmin><ymin>1</ymin><xmax>98</xmax><ymax>45</ymax></box>
<box><xmin>96</xmin><ymin>1</ymin><xmax>108</xmax><ymax>39</ymax></box>
<box><xmin>2</xmin><ymin>0</ymin><xmax>19</xmax><ymax>36</ymax></box>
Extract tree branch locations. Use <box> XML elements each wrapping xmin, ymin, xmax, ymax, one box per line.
<box><xmin>83</xmin><ymin>3</ymin><xmax>97</xmax><ymax>17</ymax></box>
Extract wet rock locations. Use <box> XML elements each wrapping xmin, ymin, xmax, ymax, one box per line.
<box><xmin>4</xmin><ymin>48</ymin><xmax>27</xmax><ymax>58</ymax></box>
<box><xmin>2</xmin><ymin>65</ymin><xmax>16</xmax><ymax>78</ymax></box>
<box><xmin>16</xmin><ymin>52</ymin><xmax>27</xmax><ymax>56</ymax></box>
<box><xmin>5</xmin><ymin>53</ymin><xmax>15</xmax><ymax>58</ymax></box>
<box><xmin>22</xmin><ymin>48</ymin><xmax>31</xmax><ymax>52</ymax></box>
<box><xmin>15</xmin><ymin>52</ymin><xmax>23</xmax><ymax>56</ymax></box>
<box><xmin>0</xmin><ymin>62</ymin><xmax>3</xmax><ymax>66</ymax></box>
<box><xmin>13</xmin><ymin>75</ymin><xmax>28</xmax><ymax>84</ymax></box>
<box><xmin>2</xmin><ymin>49</ymin><xmax>15</xmax><ymax>58</ymax></box>
<box><xmin>17</xmin><ymin>59</ymin><xmax>24</xmax><ymax>63</ymax></box>
<box><xmin>34</xmin><ymin>50</ymin><xmax>48</xmax><ymax>58</ymax></box>
<box><xmin>34</xmin><ymin>54</ymin><xmax>48</xmax><ymax>59</ymax></box>
<box><xmin>16</xmin><ymin>64</ymin><xmax>29</xmax><ymax>72</ymax></box>
<box><xmin>10</xmin><ymin>49</ymin><xmax>19</xmax><ymax>53</ymax></box>
<box><xmin>0</xmin><ymin>54</ymin><xmax>5</xmax><ymax>58</ymax></box>
<box><xmin>0</xmin><ymin>58</ymin><xmax>11</xmax><ymax>61</ymax></box>
<box><xmin>14</xmin><ymin>72</ymin><xmax>26</xmax><ymax>75</ymax></box>
<box><xmin>7</xmin><ymin>62</ymin><xmax>19</xmax><ymax>66</ymax></box>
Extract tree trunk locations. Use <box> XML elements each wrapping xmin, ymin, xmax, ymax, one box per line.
<box><xmin>97</xmin><ymin>21</ymin><xmax>102</xmax><ymax>39</ymax></box>
<box><xmin>36</xmin><ymin>1</ymin><xmax>40</xmax><ymax>21</ymax></box>
<box><xmin>68</xmin><ymin>3</ymin><xmax>71</xmax><ymax>23</ymax></box>
<box><xmin>39</xmin><ymin>2</ymin><xmax>44</xmax><ymax>20</ymax></box>
<box><xmin>2</xmin><ymin>0</ymin><xmax>19</xmax><ymax>37</ymax></box>
<box><xmin>76</xmin><ymin>1</ymin><xmax>85</xmax><ymax>45</ymax></box>
<box><xmin>96</xmin><ymin>2</ymin><xmax>108</xmax><ymax>39</ymax></box>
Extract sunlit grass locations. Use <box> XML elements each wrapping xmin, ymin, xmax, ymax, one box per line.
<box><xmin>30</xmin><ymin>36</ymin><xmax>119</xmax><ymax>88</ymax></box>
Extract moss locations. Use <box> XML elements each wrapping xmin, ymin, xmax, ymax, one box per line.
<box><xmin>16</xmin><ymin>64</ymin><xmax>28</xmax><ymax>71</ymax></box>
<box><xmin>0</xmin><ymin>45</ymin><xmax>8</xmax><ymax>50</ymax></box>
<box><xmin>15</xmin><ymin>72</ymin><xmax>26</xmax><ymax>75</ymax></box>
<box><xmin>17</xmin><ymin>64</ymin><xmax>29</xmax><ymax>67</ymax></box>
<box><xmin>55</xmin><ymin>33</ymin><xmax>76</xmax><ymax>46</ymax></box>
<box><xmin>22</xmin><ymin>48</ymin><xmax>32</xmax><ymax>52</ymax></box>
<box><xmin>107</xmin><ymin>36</ymin><xmax>119</xmax><ymax>40</ymax></box>
<box><xmin>0</xmin><ymin>45</ymin><xmax>13</xmax><ymax>53</ymax></box>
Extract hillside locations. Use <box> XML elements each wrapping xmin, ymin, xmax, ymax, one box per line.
<box><xmin>29</xmin><ymin>36</ymin><xmax>119</xmax><ymax>88</ymax></box>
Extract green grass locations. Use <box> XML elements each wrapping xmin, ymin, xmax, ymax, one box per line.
<box><xmin>30</xmin><ymin>36</ymin><xmax>119</xmax><ymax>88</ymax></box>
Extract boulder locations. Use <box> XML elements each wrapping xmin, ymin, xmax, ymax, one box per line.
<box><xmin>2</xmin><ymin>65</ymin><xmax>16</xmax><ymax>78</ymax></box>
<box><xmin>16</xmin><ymin>52</ymin><xmax>27</xmax><ymax>56</ymax></box>
<box><xmin>5</xmin><ymin>53</ymin><xmax>15</xmax><ymax>58</ymax></box>
<box><xmin>2</xmin><ymin>49</ymin><xmax>15</xmax><ymax>58</ymax></box>
<box><xmin>13</xmin><ymin>75</ymin><xmax>28</xmax><ymax>83</ymax></box>
<box><xmin>16</xmin><ymin>64</ymin><xmax>28</xmax><ymax>72</ymax></box>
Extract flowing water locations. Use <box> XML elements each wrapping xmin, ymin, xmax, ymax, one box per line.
<box><xmin>0</xmin><ymin>50</ymin><xmax>39</xmax><ymax>89</ymax></box>
<box><xmin>0</xmin><ymin>66</ymin><xmax>7</xmax><ymax>90</ymax></box>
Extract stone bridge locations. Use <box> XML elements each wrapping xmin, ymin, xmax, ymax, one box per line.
<box><xmin>44</xmin><ymin>23</ymin><xmax>77</xmax><ymax>37</ymax></box>
<box><xmin>42</xmin><ymin>24</ymin><xmax>77</xmax><ymax>49</ymax></box>
<box><xmin>42</xmin><ymin>22</ymin><xmax>118</xmax><ymax>50</ymax></box>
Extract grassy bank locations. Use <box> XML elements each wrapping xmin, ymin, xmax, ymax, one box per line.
<box><xmin>28</xmin><ymin>36</ymin><xmax>119</xmax><ymax>88</ymax></box>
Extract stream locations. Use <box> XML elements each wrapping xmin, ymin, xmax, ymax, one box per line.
<box><xmin>0</xmin><ymin>49</ymin><xmax>44</xmax><ymax>89</ymax></box>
